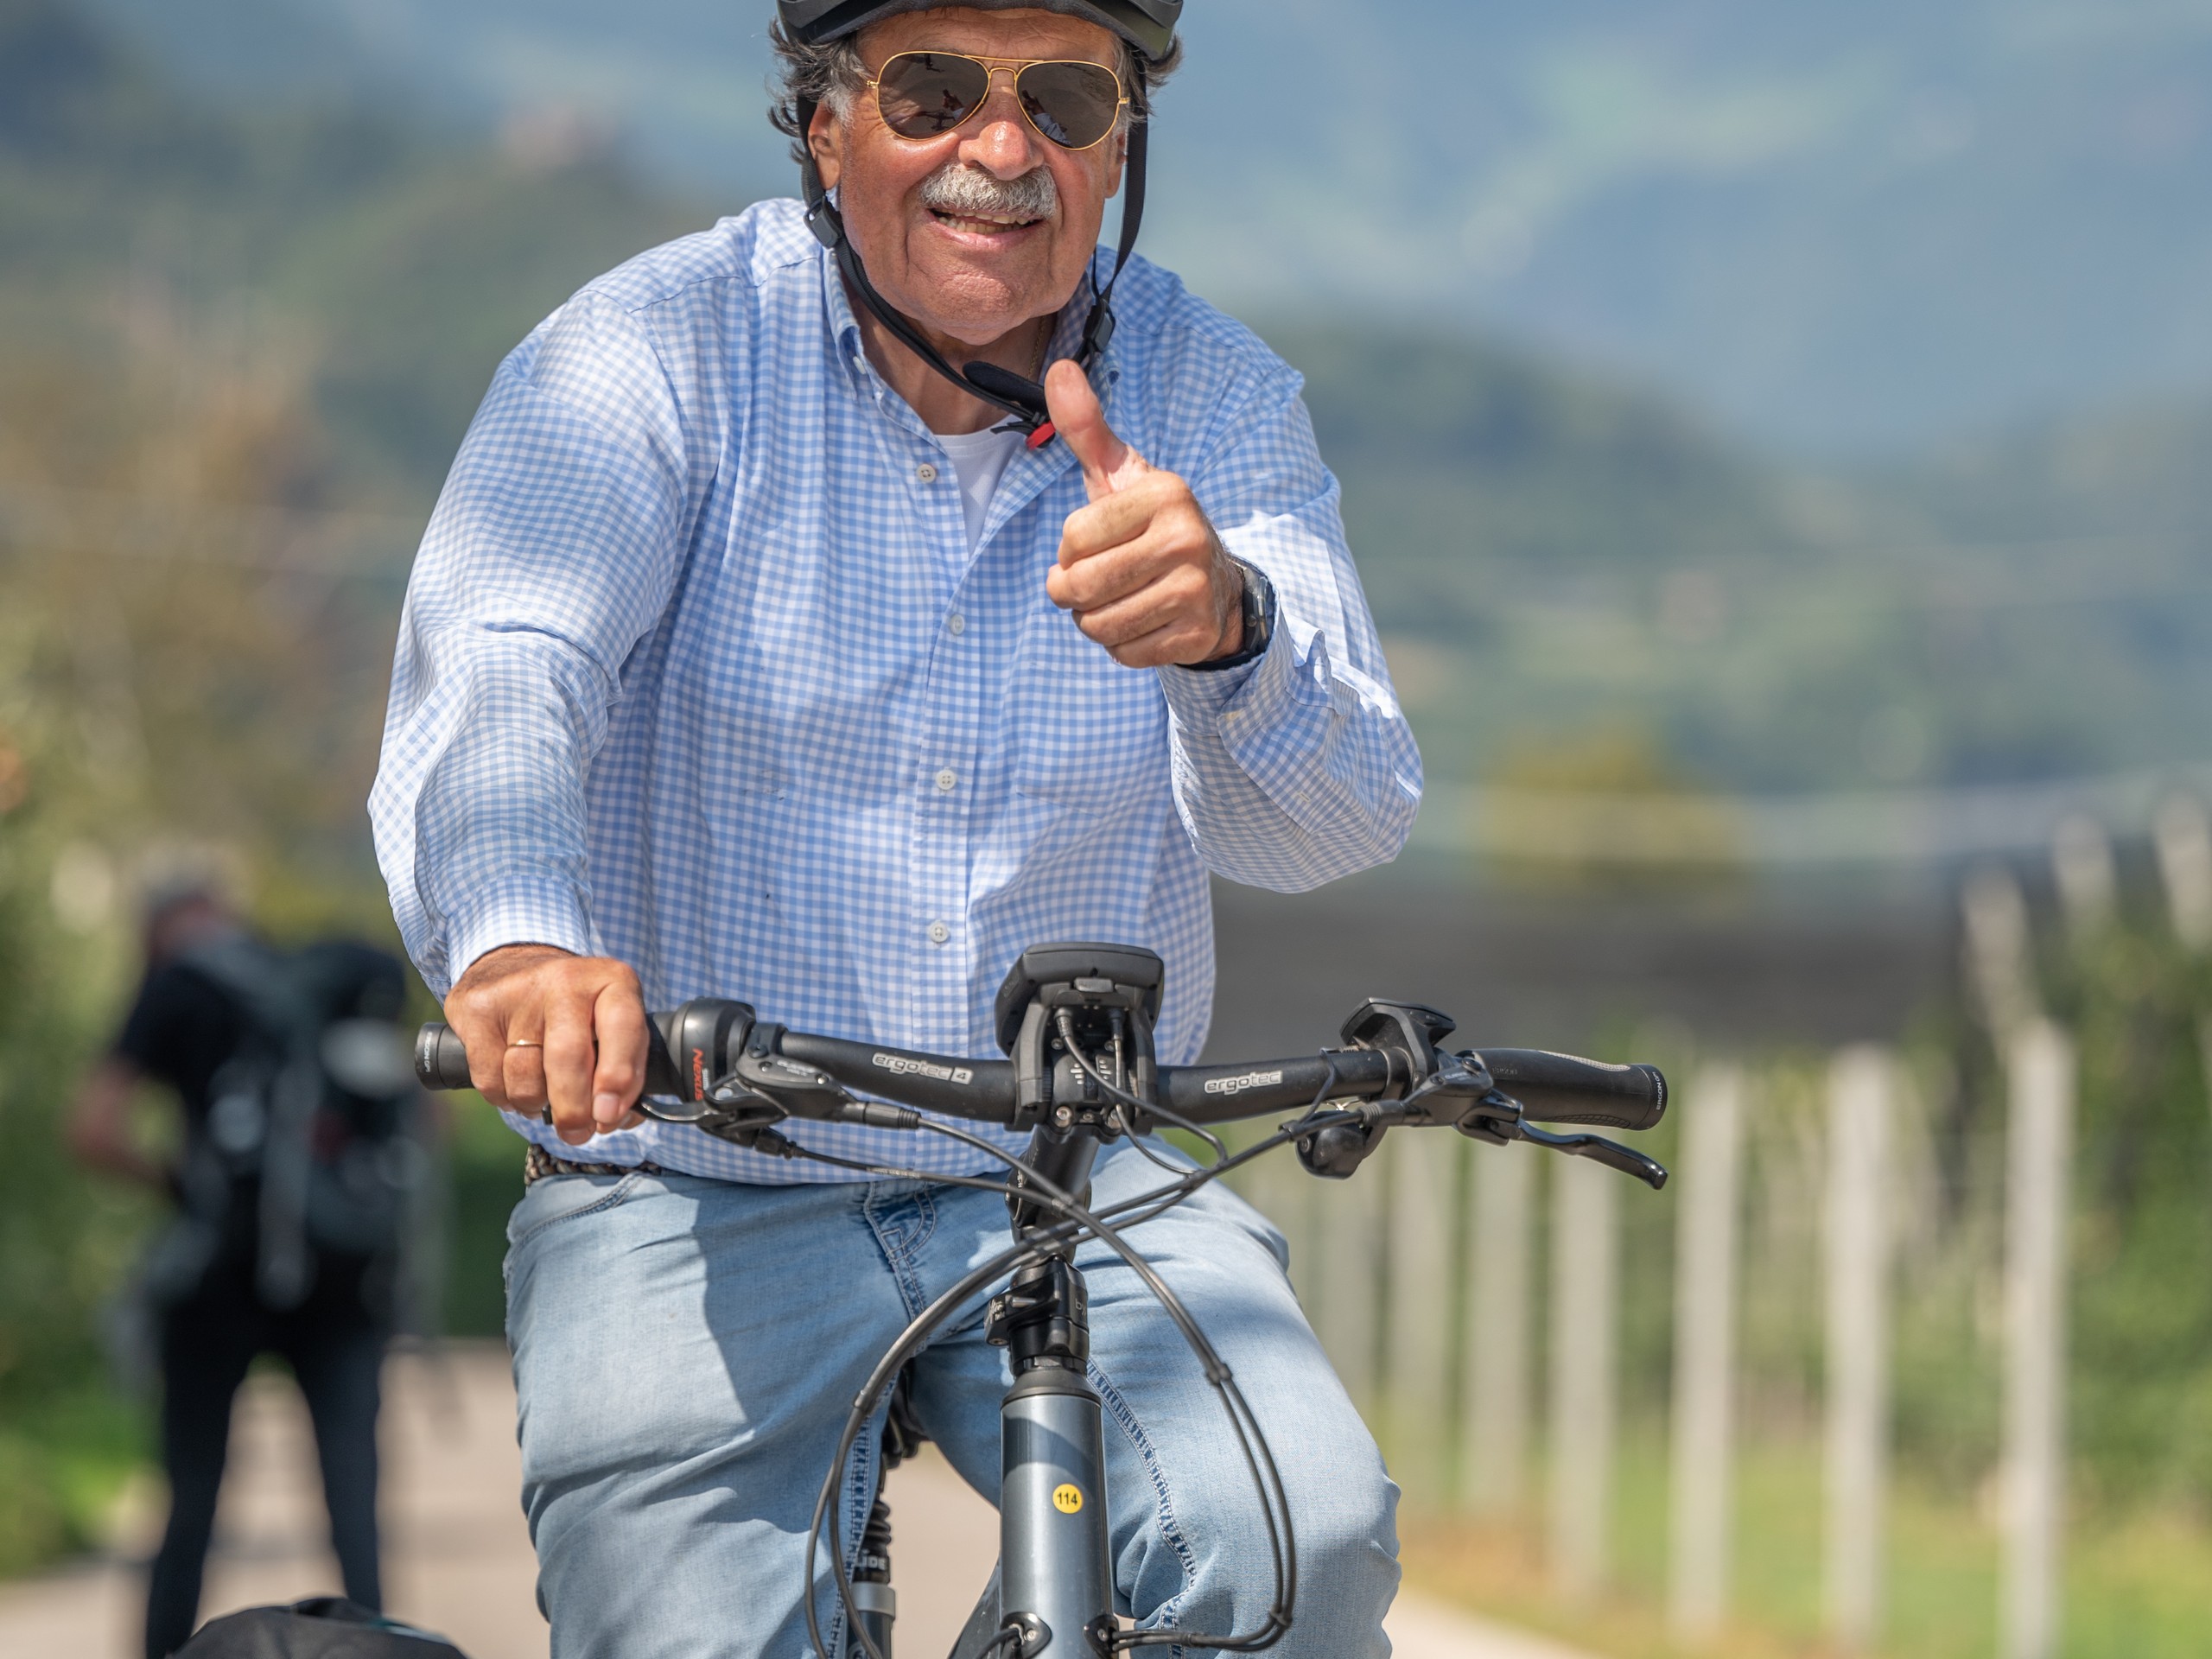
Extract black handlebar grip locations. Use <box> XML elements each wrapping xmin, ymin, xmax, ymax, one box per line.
<box><xmin>411</xmin><ymin>1018</ymin><xmax>690</xmax><ymax>1096</ymax></box>
<box><xmin>1475</xmin><ymin>1049</ymin><xmax>1668</xmax><ymax>1132</ymax></box>
<box><xmin>416</xmin><ymin>1022</ymin><xmax>475</xmax><ymax>1091</ymax></box>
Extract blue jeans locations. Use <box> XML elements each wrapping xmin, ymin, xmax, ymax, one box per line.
<box><xmin>505</xmin><ymin>1143</ymin><xmax>1399</xmax><ymax>1658</ymax></box>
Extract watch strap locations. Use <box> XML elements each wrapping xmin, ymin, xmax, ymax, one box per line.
<box><xmin>1187</xmin><ymin>558</ymin><xmax>1274</xmax><ymax>672</ymax></box>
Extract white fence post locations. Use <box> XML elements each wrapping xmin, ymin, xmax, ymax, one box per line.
<box><xmin>1465</xmin><ymin>1141</ymin><xmax>1535</xmax><ymax>1516</ymax></box>
<box><xmin>2154</xmin><ymin>795</ymin><xmax>2212</xmax><ymax>1131</ymax></box>
<box><xmin>1669</xmin><ymin>1064</ymin><xmax>1745</xmax><ymax>1643</ymax></box>
<box><xmin>1964</xmin><ymin>865</ymin><xmax>2041</xmax><ymax>1038</ymax></box>
<box><xmin>1312</xmin><ymin>1160</ymin><xmax>1385</xmax><ymax>1411</ymax></box>
<box><xmin>2154</xmin><ymin>792</ymin><xmax>2212</xmax><ymax>951</ymax></box>
<box><xmin>1240</xmin><ymin>1142</ymin><xmax>1314</xmax><ymax>1303</ymax></box>
<box><xmin>1825</xmin><ymin>1046</ymin><xmax>1894</xmax><ymax>1652</ymax></box>
<box><xmin>2050</xmin><ymin>815</ymin><xmax>2117</xmax><ymax>936</ymax></box>
<box><xmin>2000</xmin><ymin>1022</ymin><xmax>2073</xmax><ymax>1659</ymax></box>
<box><xmin>1550</xmin><ymin>1153</ymin><xmax>1618</xmax><ymax>1604</ymax></box>
<box><xmin>1389</xmin><ymin>1128</ymin><xmax>1460</xmax><ymax>1496</ymax></box>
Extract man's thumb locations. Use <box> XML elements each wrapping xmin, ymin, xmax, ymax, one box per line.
<box><xmin>1046</xmin><ymin>360</ymin><xmax>1133</xmax><ymax>499</ymax></box>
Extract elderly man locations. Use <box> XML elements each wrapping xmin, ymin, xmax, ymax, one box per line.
<box><xmin>372</xmin><ymin>2</ymin><xmax>1421</xmax><ymax>1653</ymax></box>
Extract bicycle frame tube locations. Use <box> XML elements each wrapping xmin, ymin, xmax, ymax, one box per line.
<box><xmin>1001</xmin><ymin>1363</ymin><xmax>1114</xmax><ymax>1658</ymax></box>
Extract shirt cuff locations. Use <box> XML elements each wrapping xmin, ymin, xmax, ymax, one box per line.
<box><xmin>1156</xmin><ymin>595</ymin><xmax>1301</xmax><ymax>731</ymax></box>
<box><xmin>440</xmin><ymin>878</ymin><xmax>600</xmax><ymax>994</ymax></box>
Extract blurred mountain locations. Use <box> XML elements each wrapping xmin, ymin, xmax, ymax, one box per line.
<box><xmin>1273</xmin><ymin>321</ymin><xmax>2212</xmax><ymax>796</ymax></box>
<box><xmin>10</xmin><ymin>0</ymin><xmax>2212</xmax><ymax>823</ymax></box>
<box><xmin>4</xmin><ymin>0</ymin><xmax>702</xmax><ymax>493</ymax></box>
<box><xmin>1885</xmin><ymin>395</ymin><xmax>2212</xmax><ymax>547</ymax></box>
<box><xmin>75</xmin><ymin>0</ymin><xmax>2212</xmax><ymax>453</ymax></box>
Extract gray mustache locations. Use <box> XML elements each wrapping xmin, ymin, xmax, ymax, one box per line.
<box><xmin>918</xmin><ymin>162</ymin><xmax>1058</xmax><ymax>223</ymax></box>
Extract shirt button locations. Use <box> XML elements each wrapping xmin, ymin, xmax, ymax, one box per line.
<box><xmin>935</xmin><ymin>768</ymin><xmax>958</xmax><ymax>792</ymax></box>
<box><xmin>948</xmin><ymin>613</ymin><xmax>966</xmax><ymax>636</ymax></box>
<box><xmin>917</xmin><ymin>462</ymin><xmax>938</xmax><ymax>483</ymax></box>
<box><xmin>927</xmin><ymin>920</ymin><xmax>951</xmax><ymax>945</ymax></box>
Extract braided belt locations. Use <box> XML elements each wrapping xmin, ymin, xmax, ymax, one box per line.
<box><xmin>524</xmin><ymin>1144</ymin><xmax>665</xmax><ymax>1185</ymax></box>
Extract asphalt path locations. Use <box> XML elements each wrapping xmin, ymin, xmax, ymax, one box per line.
<box><xmin>0</xmin><ymin>1345</ymin><xmax>1591</xmax><ymax>1659</ymax></box>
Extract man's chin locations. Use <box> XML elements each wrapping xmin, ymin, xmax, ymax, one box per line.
<box><xmin>894</xmin><ymin>254</ymin><xmax>1065</xmax><ymax>346</ymax></box>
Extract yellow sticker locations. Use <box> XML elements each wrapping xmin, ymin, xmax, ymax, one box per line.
<box><xmin>1052</xmin><ymin>1484</ymin><xmax>1084</xmax><ymax>1514</ymax></box>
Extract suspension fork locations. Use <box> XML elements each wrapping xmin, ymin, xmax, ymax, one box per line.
<box><xmin>849</xmin><ymin>1495</ymin><xmax>898</xmax><ymax>1659</ymax></box>
<box><xmin>849</xmin><ymin>1366</ymin><xmax>931</xmax><ymax>1659</ymax></box>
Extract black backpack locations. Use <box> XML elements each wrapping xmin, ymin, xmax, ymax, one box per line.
<box><xmin>177</xmin><ymin>1597</ymin><xmax>467</xmax><ymax>1657</ymax></box>
<box><xmin>171</xmin><ymin>936</ymin><xmax>423</xmax><ymax>1311</ymax></box>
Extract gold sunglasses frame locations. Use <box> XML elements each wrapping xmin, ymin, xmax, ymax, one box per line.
<box><xmin>865</xmin><ymin>51</ymin><xmax>1131</xmax><ymax>153</ymax></box>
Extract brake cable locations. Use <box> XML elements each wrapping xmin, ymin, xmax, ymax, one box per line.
<box><xmin>790</xmin><ymin>1058</ymin><xmax>1355</xmax><ymax>1659</ymax></box>
<box><xmin>798</xmin><ymin>1137</ymin><xmax>1290</xmax><ymax>1659</ymax></box>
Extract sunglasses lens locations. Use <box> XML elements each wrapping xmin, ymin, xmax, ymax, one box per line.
<box><xmin>1017</xmin><ymin>60</ymin><xmax>1123</xmax><ymax>149</ymax></box>
<box><xmin>876</xmin><ymin>53</ymin><xmax>990</xmax><ymax>138</ymax></box>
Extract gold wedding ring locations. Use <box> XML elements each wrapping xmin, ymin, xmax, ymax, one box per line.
<box><xmin>507</xmin><ymin>1039</ymin><xmax>543</xmax><ymax>1049</ymax></box>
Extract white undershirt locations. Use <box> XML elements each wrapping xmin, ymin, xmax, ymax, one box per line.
<box><xmin>932</xmin><ymin>424</ymin><xmax>1026</xmax><ymax>553</ymax></box>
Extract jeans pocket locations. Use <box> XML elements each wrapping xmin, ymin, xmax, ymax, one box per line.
<box><xmin>507</xmin><ymin>1171</ymin><xmax>643</xmax><ymax>1254</ymax></box>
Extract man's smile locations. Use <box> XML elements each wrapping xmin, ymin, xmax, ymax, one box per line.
<box><xmin>926</xmin><ymin>206</ymin><xmax>1048</xmax><ymax>239</ymax></box>
<box><xmin>912</xmin><ymin>157</ymin><xmax>1060</xmax><ymax>251</ymax></box>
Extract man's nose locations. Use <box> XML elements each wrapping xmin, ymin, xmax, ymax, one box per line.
<box><xmin>957</xmin><ymin>77</ymin><xmax>1049</xmax><ymax>180</ymax></box>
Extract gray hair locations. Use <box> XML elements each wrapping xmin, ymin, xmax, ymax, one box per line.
<box><xmin>767</xmin><ymin>18</ymin><xmax>1181</xmax><ymax>166</ymax></box>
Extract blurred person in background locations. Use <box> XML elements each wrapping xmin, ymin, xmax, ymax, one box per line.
<box><xmin>68</xmin><ymin>880</ymin><xmax>424</xmax><ymax>1658</ymax></box>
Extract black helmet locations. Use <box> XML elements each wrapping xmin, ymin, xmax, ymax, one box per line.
<box><xmin>778</xmin><ymin>0</ymin><xmax>1180</xmax><ymax>62</ymax></box>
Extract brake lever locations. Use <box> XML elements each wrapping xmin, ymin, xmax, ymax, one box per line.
<box><xmin>1516</xmin><ymin>1121</ymin><xmax>1670</xmax><ymax>1191</ymax></box>
<box><xmin>636</xmin><ymin>1078</ymin><xmax>791</xmax><ymax>1145</ymax></box>
<box><xmin>1449</xmin><ymin>1086</ymin><xmax>1522</xmax><ymax>1148</ymax></box>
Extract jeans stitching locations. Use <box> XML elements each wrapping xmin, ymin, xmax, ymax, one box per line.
<box><xmin>1090</xmin><ymin>1361</ymin><xmax>1198</xmax><ymax>1659</ymax></box>
<box><xmin>828</xmin><ymin>1411</ymin><xmax>882</xmax><ymax>1658</ymax></box>
<box><xmin>861</xmin><ymin>1185</ymin><xmax>938</xmax><ymax>1319</ymax></box>
<box><xmin>509</xmin><ymin>1171</ymin><xmax>644</xmax><ymax>1251</ymax></box>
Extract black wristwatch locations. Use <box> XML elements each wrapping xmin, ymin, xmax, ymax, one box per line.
<box><xmin>1188</xmin><ymin>558</ymin><xmax>1275</xmax><ymax>672</ymax></box>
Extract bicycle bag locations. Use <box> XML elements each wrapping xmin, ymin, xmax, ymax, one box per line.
<box><xmin>176</xmin><ymin>1597</ymin><xmax>467</xmax><ymax>1657</ymax></box>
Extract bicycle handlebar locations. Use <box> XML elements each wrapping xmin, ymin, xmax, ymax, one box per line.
<box><xmin>413</xmin><ymin>1017</ymin><xmax>1665</xmax><ymax>1133</ymax></box>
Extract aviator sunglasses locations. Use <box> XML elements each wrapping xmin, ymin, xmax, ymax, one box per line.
<box><xmin>868</xmin><ymin>51</ymin><xmax>1129</xmax><ymax>151</ymax></box>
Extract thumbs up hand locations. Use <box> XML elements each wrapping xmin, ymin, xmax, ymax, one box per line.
<box><xmin>1043</xmin><ymin>360</ymin><xmax>1247</xmax><ymax>669</ymax></box>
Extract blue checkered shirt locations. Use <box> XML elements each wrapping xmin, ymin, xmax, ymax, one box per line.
<box><xmin>371</xmin><ymin>200</ymin><xmax>1421</xmax><ymax>1181</ymax></box>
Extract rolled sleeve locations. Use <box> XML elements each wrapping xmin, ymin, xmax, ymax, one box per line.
<box><xmin>370</xmin><ymin>292</ymin><xmax>689</xmax><ymax>996</ymax></box>
<box><xmin>1155</xmin><ymin>370</ymin><xmax>1423</xmax><ymax>891</ymax></box>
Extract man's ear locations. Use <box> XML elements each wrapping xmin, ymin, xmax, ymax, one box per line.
<box><xmin>1103</xmin><ymin>126</ymin><xmax>1127</xmax><ymax>199</ymax></box>
<box><xmin>807</xmin><ymin>103</ymin><xmax>843</xmax><ymax>192</ymax></box>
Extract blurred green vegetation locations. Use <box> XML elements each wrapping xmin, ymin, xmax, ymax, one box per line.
<box><xmin>0</xmin><ymin>0</ymin><xmax>683</xmax><ymax>1573</ymax></box>
<box><xmin>1403</xmin><ymin>1435</ymin><xmax>2212</xmax><ymax>1659</ymax></box>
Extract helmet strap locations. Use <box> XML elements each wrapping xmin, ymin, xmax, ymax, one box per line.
<box><xmin>797</xmin><ymin>96</ymin><xmax>1148</xmax><ymax>448</ymax></box>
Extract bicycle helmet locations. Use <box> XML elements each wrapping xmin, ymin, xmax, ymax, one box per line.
<box><xmin>779</xmin><ymin>0</ymin><xmax>1180</xmax><ymax>62</ymax></box>
<box><xmin>779</xmin><ymin>0</ymin><xmax>1181</xmax><ymax>445</ymax></box>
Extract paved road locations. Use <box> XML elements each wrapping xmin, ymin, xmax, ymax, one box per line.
<box><xmin>0</xmin><ymin>1344</ymin><xmax>1588</xmax><ymax>1659</ymax></box>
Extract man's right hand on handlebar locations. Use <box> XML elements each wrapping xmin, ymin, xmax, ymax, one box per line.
<box><xmin>444</xmin><ymin>944</ymin><xmax>650</xmax><ymax>1145</ymax></box>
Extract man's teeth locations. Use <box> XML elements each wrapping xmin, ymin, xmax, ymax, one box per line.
<box><xmin>934</xmin><ymin>211</ymin><xmax>1038</xmax><ymax>233</ymax></box>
